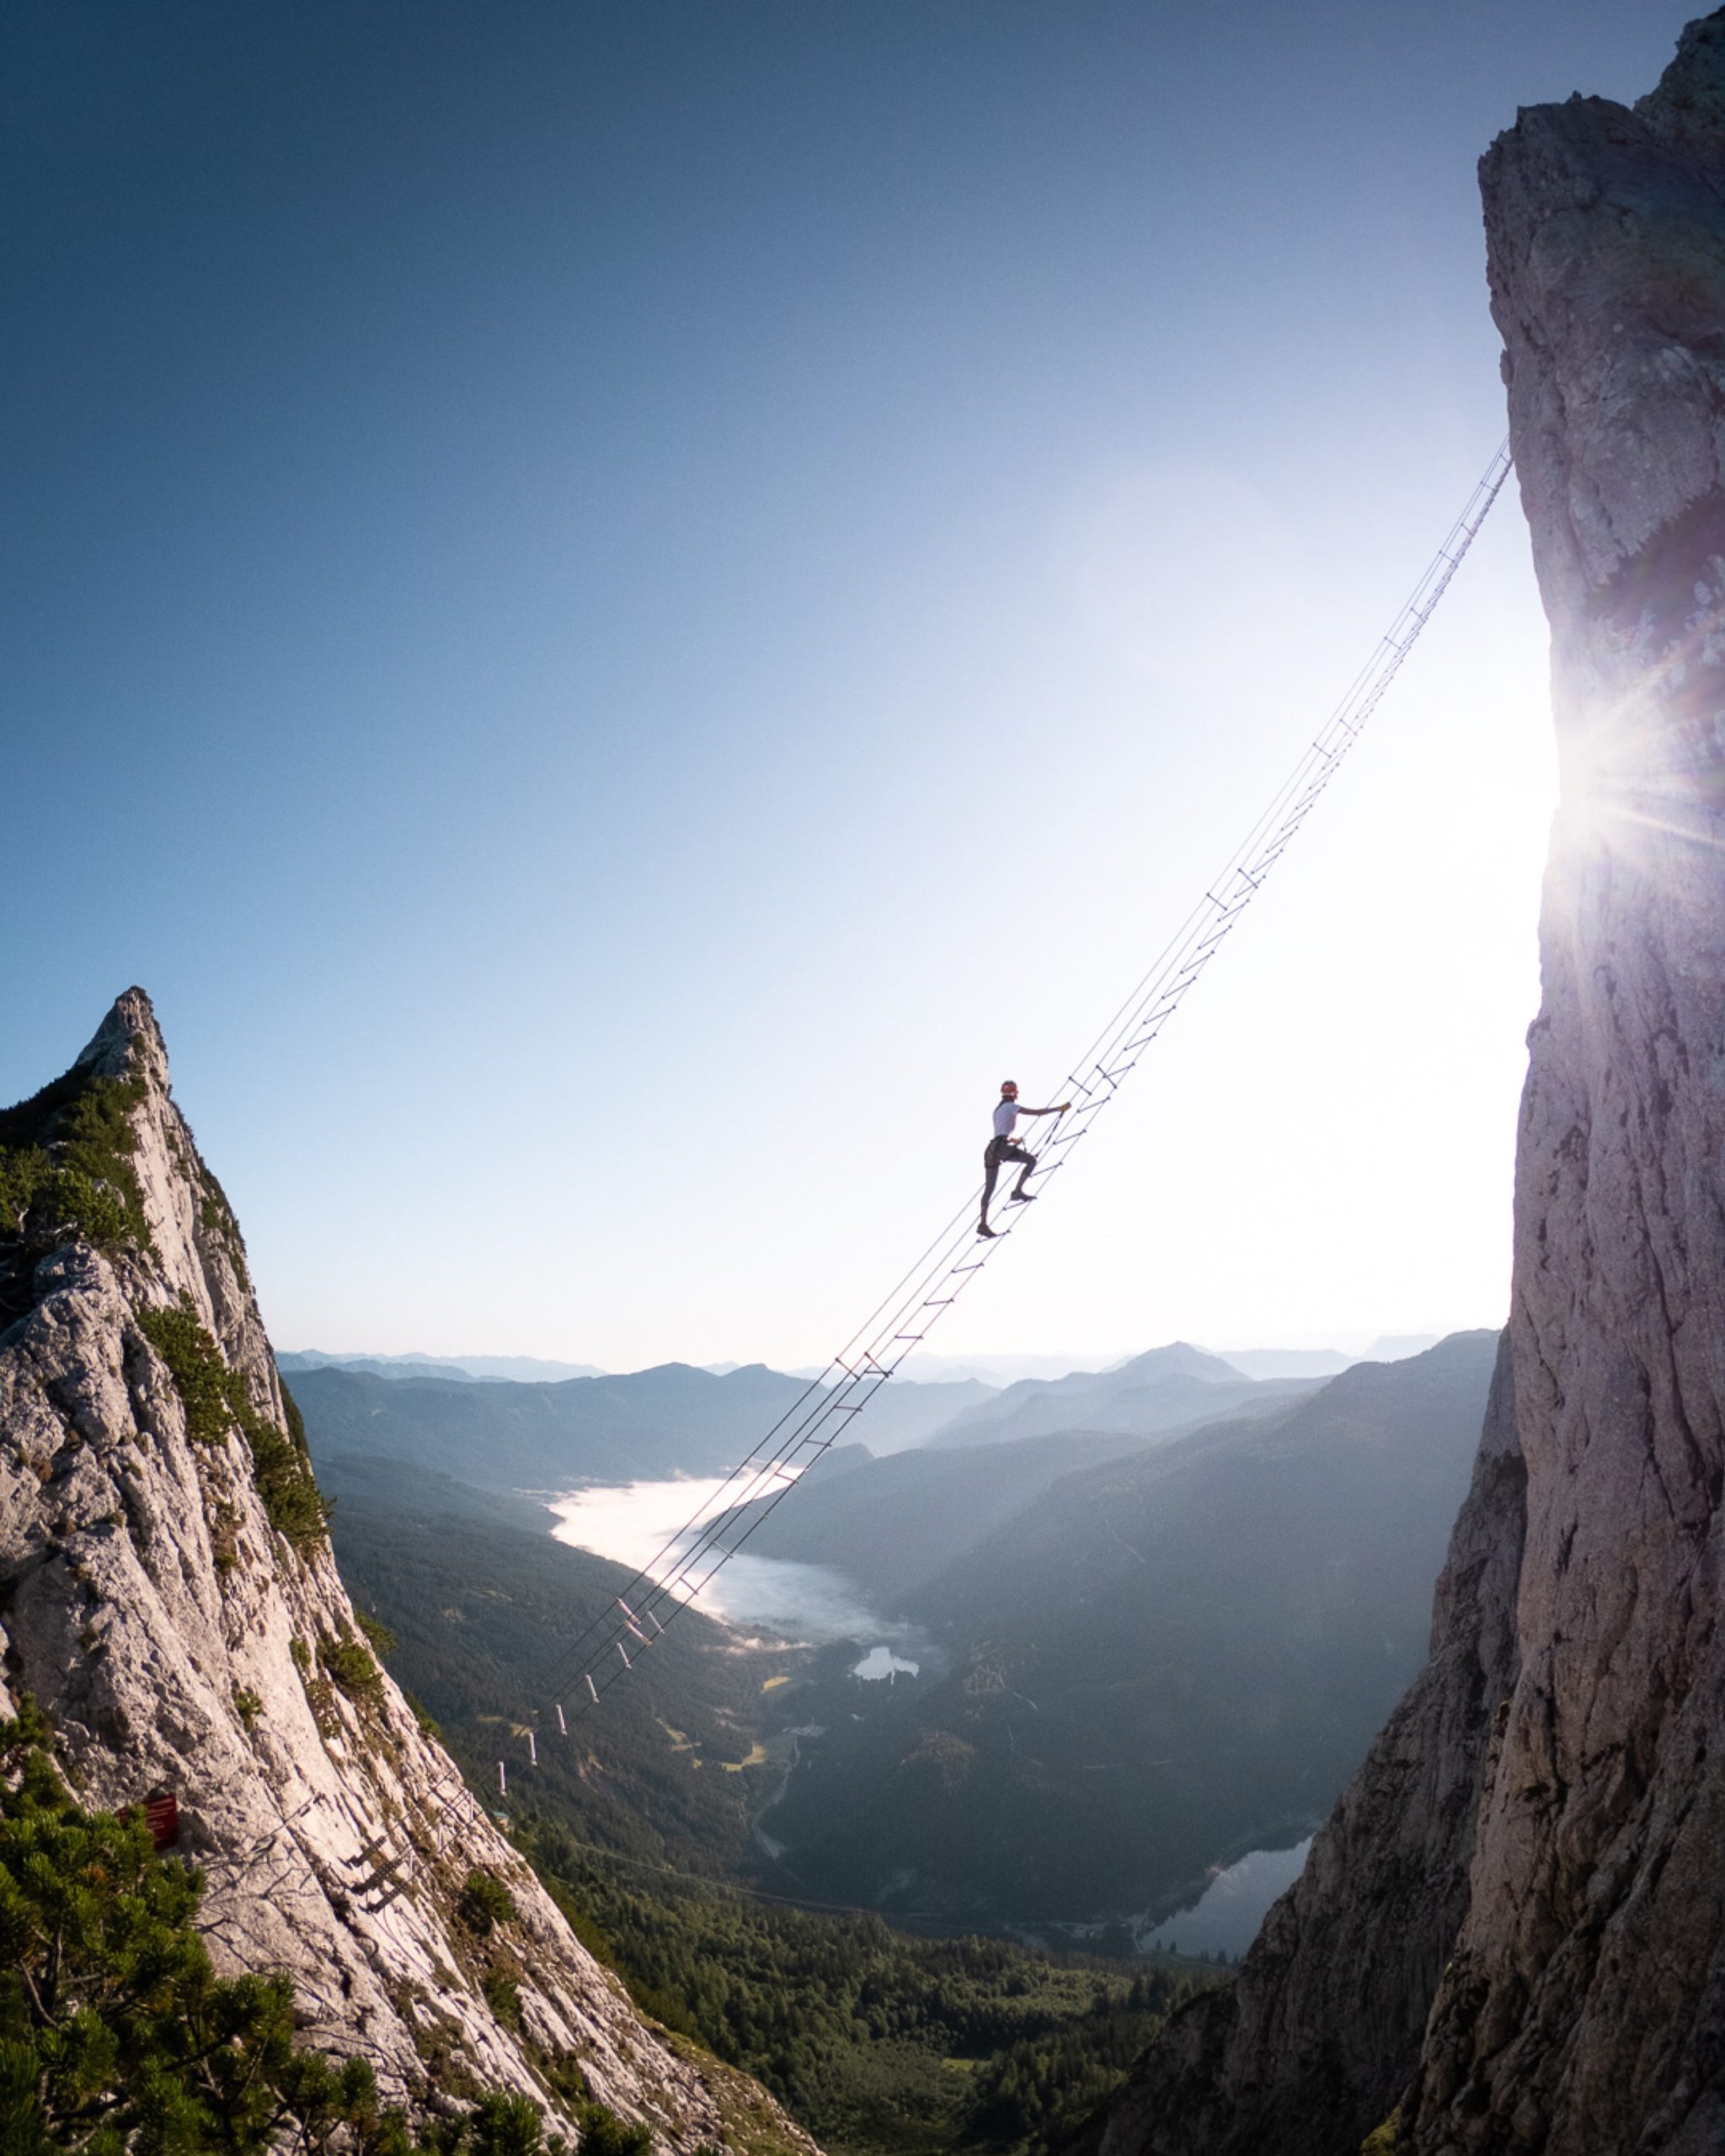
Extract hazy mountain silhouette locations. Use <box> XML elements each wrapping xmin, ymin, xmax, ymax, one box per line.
<box><xmin>295</xmin><ymin>1359</ymin><xmax>994</xmax><ymax>1488</ymax></box>
<box><xmin>924</xmin><ymin>1341</ymin><xmax>1314</xmax><ymax>1450</ymax></box>
<box><xmin>731</xmin><ymin>1427</ymin><xmax>1171</xmax><ymax>1604</ymax></box>
<box><xmin>758</xmin><ymin>1332</ymin><xmax>1499</xmax><ymax>1924</ymax></box>
<box><xmin>1212</xmin><ymin>1348</ymin><xmax>1354</xmax><ymax>1380</ymax></box>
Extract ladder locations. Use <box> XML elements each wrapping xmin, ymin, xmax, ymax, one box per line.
<box><xmin>531</xmin><ymin>440</ymin><xmax>1514</xmax><ymax>1733</ymax></box>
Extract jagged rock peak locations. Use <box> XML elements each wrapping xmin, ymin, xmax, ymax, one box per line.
<box><xmin>75</xmin><ymin>985</ymin><xmax>168</xmax><ymax>1083</ymax></box>
<box><xmin>0</xmin><ymin>994</ymin><xmax>814</xmax><ymax>2152</ymax></box>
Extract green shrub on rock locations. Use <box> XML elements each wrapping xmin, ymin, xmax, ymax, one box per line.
<box><xmin>137</xmin><ymin>1294</ymin><xmax>328</xmax><ymax>1552</ymax></box>
<box><xmin>574</xmin><ymin>2102</ymin><xmax>651</xmax><ymax>2156</ymax></box>
<box><xmin>0</xmin><ymin>1701</ymin><xmax>403</xmax><ymax>2152</ymax></box>
<box><xmin>459</xmin><ymin>1869</ymin><xmax>520</xmax><ymax>1937</ymax></box>
<box><xmin>322</xmin><ymin>1628</ymin><xmax>383</xmax><ymax>1694</ymax></box>
<box><xmin>0</xmin><ymin>1702</ymin><xmax>575</xmax><ymax>2154</ymax></box>
<box><xmin>137</xmin><ymin>1299</ymin><xmax>233</xmax><ymax>1446</ymax></box>
<box><xmin>0</xmin><ymin>1067</ymin><xmax>152</xmax><ymax>1256</ymax></box>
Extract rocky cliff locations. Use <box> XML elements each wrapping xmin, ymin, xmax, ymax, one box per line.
<box><xmin>0</xmin><ymin>989</ymin><xmax>807</xmax><ymax>2152</ymax></box>
<box><xmin>1092</xmin><ymin>13</ymin><xmax>1725</xmax><ymax>2155</ymax></box>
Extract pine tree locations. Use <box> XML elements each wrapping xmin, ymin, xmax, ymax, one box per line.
<box><xmin>0</xmin><ymin>1703</ymin><xmax>572</xmax><ymax>2156</ymax></box>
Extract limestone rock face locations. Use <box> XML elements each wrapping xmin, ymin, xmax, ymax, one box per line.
<box><xmin>1405</xmin><ymin>22</ymin><xmax>1725</xmax><ymax>2151</ymax></box>
<box><xmin>0</xmin><ymin>989</ymin><xmax>810</xmax><ymax>2152</ymax></box>
<box><xmin>1093</xmin><ymin>13</ymin><xmax>1725</xmax><ymax>2154</ymax></box>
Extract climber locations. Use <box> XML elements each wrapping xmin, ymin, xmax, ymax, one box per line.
<box><xmin>978</xmin><ymin>1081</ymin><xmax>1071</xmax><ymax>1237</ymax></box>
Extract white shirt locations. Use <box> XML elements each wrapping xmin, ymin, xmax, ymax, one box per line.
<box><xmin>993</xmin><ymin>1099</ymin><xmax>1025</xmax><ymax>1139</ymax></box>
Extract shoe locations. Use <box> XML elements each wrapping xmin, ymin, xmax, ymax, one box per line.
<box><xmin>977</xmin><ymin>1223</ymin><xmax>999</xmax><ymax>1238</ymax></box>
<box><xmin>1009</xmin><ymin>1189</ymin><xmax>1036</xmax><ymax>1203</ymax></box>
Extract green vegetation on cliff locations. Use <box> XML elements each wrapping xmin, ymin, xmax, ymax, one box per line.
<box><xmin>0</xmin><ymin>1702</ymin><xmax>602</xmax><ymax>2154</ymax></box>
<box><xmin>136</xmin><ymin>1294</ymin><xmax>329</xmax><ymax>1551</ymax></box>
<box><xmin>324</xmin><ymin>1475</ymin><xmax>778</xmax><ymax>1874</ymax></box>
<box><xmin>0</xmin><ymin>1061</ymin><xmax>152</xmax><ymax>1277</ymax></box>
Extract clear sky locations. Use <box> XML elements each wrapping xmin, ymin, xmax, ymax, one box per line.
<box><xmin>3</xmin><ymin>3</ymin><xmax>1699</xmax><ymax>1371</ymax></box>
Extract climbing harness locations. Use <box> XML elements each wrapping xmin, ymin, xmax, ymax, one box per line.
<box><xmin>519</xmin><ymin>440</ymin><xmax>1514</xmax><ymax>1758</ymax></box>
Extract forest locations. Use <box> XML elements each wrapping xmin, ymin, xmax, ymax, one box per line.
<box><xmin>519</xmin><ymin>1813</ymin><xmax>1220</xmax><ymax>2156</ymax></box>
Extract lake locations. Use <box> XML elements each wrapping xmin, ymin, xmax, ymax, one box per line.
<box><xmin>1136</xmin><ymin>1838</ymin><xmax>1313</xmax><ymax>1958</ymax></box>
<box><xmin>548</xmin><ymin>1475</ymin><xmax>902</xmax><ymax>1643</ymax></box>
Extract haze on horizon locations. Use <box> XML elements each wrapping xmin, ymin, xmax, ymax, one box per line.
<box><xmin>4</xmin><ymin>3</ymin><xmax>1696</xmax><ymax>1370</ymax></box>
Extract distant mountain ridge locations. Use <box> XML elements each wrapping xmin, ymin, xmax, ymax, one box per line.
<box><xmin>726</xmin><ymin>1424</ymin><xmax>1173</xmax><ymax>1605</ymax></box>
<box><xmin>295</xmin><ymin>1358</ymin><xmax>997</xmax><ymax>1488</ymax></box>
<box><xmin>1214</xmin><ymin>1347</ymin><xmax>1354</xmax><ymax>1380</ymax></box>
<box><xmin>927</xmin><ymin>1340</ymin><xmax>1316</xmax><ymax>1450</ymax></box>
<box><xmin>280</xmin><ymin>1348</ymin><xmax>606</xmax><ymax>1382</ymax></box>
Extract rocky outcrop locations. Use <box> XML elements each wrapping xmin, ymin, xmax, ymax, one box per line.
<box><xmin>1089</xmin><ymin>1343</ymin><xmax>1525</xmax><ymax>2156</ymax></box>
<box><xmin>1093</xmin><ymin>13</ymin><xmax>1725</xmax><ymax>2154</ymax></box>
<box><xmin>0</xmin><ymin>990</ymin><xmax>810</xmax><ymax>2153</ymax></box>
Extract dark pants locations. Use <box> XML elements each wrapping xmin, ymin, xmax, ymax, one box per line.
<box><xmin>981</xmin><ymin>1136</ymin><xmax>1035</xmax><ymax>1220</ymax></box>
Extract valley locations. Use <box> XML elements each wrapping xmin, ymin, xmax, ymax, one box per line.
<box><xmin>299</xmin><ymin>1318</ymin><xmax>1498</xmax><ymax>2151</ymax></box>
<box><xmin>307</xmin><ymin>1330</ymin><xmax>1498</xmax><ymax>1937</ymax></box>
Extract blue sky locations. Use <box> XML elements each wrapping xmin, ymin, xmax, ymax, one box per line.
<box><xmin>4</xmin><ymin>2</ymin><xmax>1699</xmax><ymax>1369</ymax></box>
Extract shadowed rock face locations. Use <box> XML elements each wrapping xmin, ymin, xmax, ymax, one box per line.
<box><xmin>1406</xmin><ymin>21</ymin><xmax>1725</xmax><ymax>2151</ymax></box>
<box><xmin>1092</xmin><ymin>13</ymin><xmax>1725</xmax><ymax>2155</ymax></box>
<box><xmin>0</xmin><ymin>990</ymin><xmax>811</xmax><ymax>2152</ymax></box>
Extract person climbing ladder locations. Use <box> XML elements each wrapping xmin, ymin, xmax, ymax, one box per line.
<box><xmin>537</xmin><ymin>445</ymin><xmax>1511</xmax><ymax>1723</ymax></box>
<box><xmin>978</xmin><ymin>1081</ymin><xmax>1071</xmax><ymax>1237</ymax></box>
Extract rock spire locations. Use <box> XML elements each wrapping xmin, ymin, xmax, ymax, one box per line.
<box><xmin>0</xmin><ymin>988</ymin><xmax>808</xmax><ymax>2148</ymax></box>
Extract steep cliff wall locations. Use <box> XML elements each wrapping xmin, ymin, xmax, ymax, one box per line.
<box><xmin>0</xmin><ymin>990</ymin><xmax>809</xmax><ymax>2153</ymax></box>
<box><xmin>1093</xmin><ymin>13</ymin><xmax>1725</xmax><ymax>2154</ymax></box>
<box><xmin>1405</xmin><ymin>19</ymin><xmax>1725</xmax><ymax>2150</ymax></box>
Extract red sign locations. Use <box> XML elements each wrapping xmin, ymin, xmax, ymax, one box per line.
<box><xmin>143</xmin><ymin>1790</ymin><xmax>179</xmax><ymax>1850</ymax></box>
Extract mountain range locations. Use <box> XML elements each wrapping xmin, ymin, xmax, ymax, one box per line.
<box><xmin>294</xmin><ymin>1358</ymin><xmax>996</xmax><ymax>1487</ymax></box>
<box><xmin>921</xmin><ymin>1341</ymin><xmax>1315</xmax><ymax>1449</ymax></box>
<box><xmin>281</xmin><ymin>1348</ymin><xmax>606</xmax><ymax>1382</ymax></box>
<box><xmin>756</xmin><ymin>1331</ymin><xmax>1500</xmax><ymax>1924</ymax></box>
<box><xmin>298</xmin><ymin>1314</ymin><xmax>1502</xmax><ymax>1939</ymax></box>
